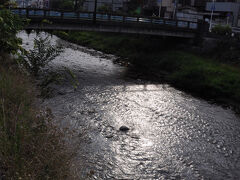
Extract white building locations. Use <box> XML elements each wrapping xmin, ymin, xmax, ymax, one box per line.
<box><xmin>206</xmin><ymin>2</ymin><xmax>240</xmax><ymax>27</ymax></box>
<box><xmin>14</xmin><ymin>0</ymin><xmax>49</xmax><ymax>8</ymax></box>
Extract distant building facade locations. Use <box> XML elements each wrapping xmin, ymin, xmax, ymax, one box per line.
<box><xmin>14</xmin><ymin>0</ymin><xmax>49</xmax><ymax>8</ymax></box>
<box><xmin>205</xmin><ymin>0</ymin><xmax>240</xmax><ymax>26</ymax></box>
<box><xmin>157</xmin><ymin>0</ymin><xmax>240</xmax><ymax>26</ymax></box>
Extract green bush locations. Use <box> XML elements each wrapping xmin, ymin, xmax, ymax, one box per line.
<box><xmin>21</xmin><ymin>36</ymin><xmax>63</xmax><ymax>76</ymax></box>
<box><xmin>59</xmin><ymin>0</ymin><xmax>74</xmax><ymax>10</ymax></box>
<box><xmin>212</xmin><ymin>24</ymin><xmax>232</xmax><ymax>35</ymax></box>
<box><xmin>98</xmin><ymin>5</ymin><xmax>112</xmax><ymax>13</ymax></box>
<box><xmin>0</xmin><ymin>56</ymin><xmax>73</xmax><ymax>179</ymax></box>
<box><xmin>0</xmin><ymin>9</ymin><xmax>24</xmax><ymax>54</ymax></box>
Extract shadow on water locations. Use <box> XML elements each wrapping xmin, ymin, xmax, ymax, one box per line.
<box><xmin>19</xmin><ymin>31</ymin><xmax>240</xmax><ymax>179</ymax></box>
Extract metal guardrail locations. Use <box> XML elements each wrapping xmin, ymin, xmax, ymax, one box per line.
<box><xmin>232</xmin><ymin>27</ymin><xmax>240</xmax><ymax>34</ymax></box>
<box><xmin>10</xmin><ymin>8</ymin><xmax>199</xmax><ymax>30</ymax></box>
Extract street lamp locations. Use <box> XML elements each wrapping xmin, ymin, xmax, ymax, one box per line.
<box><xmin>112</xmin><ymin>0</ymin><xmax>114</xmax><ymax>12</ymax></box>
<box><xmin>157</xmin><ymin>0</ymin><xmax>162</xmax><ymax>17</ymax></box>
<box><xmin>209</xmin><ymin>0</ymin><xmax>215</xmax><ymax>32</ymax></box>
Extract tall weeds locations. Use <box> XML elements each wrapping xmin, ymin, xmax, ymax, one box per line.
<box><xmin>0</xmin><ymin>55</ymin><xmax>74</xmax><ymax>179</ymax></box>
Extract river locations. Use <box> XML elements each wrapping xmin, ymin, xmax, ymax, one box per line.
<box><xmin>19</xmin><ymin>32</ymin><xmax>240</xmax><ymax>180</ymax></box>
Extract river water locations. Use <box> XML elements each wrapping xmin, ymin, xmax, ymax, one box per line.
<box><xmin>19</xmin><ymin>32</ymin><xmax>240</xmax><ymax>180</ymax></box>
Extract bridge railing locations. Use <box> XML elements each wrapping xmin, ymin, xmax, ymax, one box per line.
<box><xmin>10</xmin><ymin>8</ymin><xmax>199</xmax><ymax>30</ymax></box>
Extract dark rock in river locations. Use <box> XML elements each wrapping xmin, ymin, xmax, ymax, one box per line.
<box><xmin>119</xmin><ymin>126</ymin><xmax>130</xmax><ymax>132</ymax></box>
<box><xmin>57</xmin><ymin>90</ymin><xmax>66</xmax><ymax>95</ymax></box>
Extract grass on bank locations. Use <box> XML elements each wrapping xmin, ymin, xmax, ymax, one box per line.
<box><xmin>54</xmin><ymin>31</ymin><xmax>240</xmax><ymax>107</ymax></box>
<box><xmin>0</xmin><ymin>55</ymin><xmax>72</xmax><ymax>179</ymax></box>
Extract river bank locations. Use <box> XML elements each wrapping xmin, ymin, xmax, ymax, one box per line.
<box><xmin>53</xmin><ymin>31</ymin><xmax>240</xmax><ymax>111</ymax></box>
<box><xmin>0</xmin><ymin>54</ymin><xmax>73</xmax><ymax>179</ymax></box>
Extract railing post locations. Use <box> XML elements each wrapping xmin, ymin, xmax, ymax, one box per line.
<box><xmin>61</xmin><ymin>11</ymin><xmax>64</xmax><ymax>20</ymax></box>
<box><xmin>77</xmin><ymin>12</ymin><xmax>79</xmax><ymax>20</ymax></box>
<box><xmin>123</xmin><ymin>15</ymin><xmax>125</xmax><ymax>23</ymax></box>
<box><xmin>93</xmin><ymin>0</ymin><xmax>97</xmax><ymax>23</ymax></box>
<box><xmin>137</xmin><ymin>17</ymin><xmax>139</xmax><ymax>22</ymax></box>
<box><xmin>108</xmin><ymin>14</ymin><xmax>111</xmax><ymax>22</ymax></box>
<box><xmin>44</xmin><ymin>10</ymin><xmax>46</xmax><ymax>17</ymax></box>
<box><xmin>26</xmin><ymin>8</ymin><xmax>29</xmax><ymax>18</ymax></box>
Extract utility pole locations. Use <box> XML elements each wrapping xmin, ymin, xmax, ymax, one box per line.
<box><xmin>157</xmin><ymin>0</ymin><xmax>162</xmax><ymax>17</ymax></box>
<box><xmin>173</xmin><ymin>0</ymin><xmax>178</xmax><ymax>19</ymax></box>
<box><xmin>112</xmin><ymin>0</ymin><xmax>114</xmax><ymax>12</ymax></box>
<box><xmin>93</xmin><ymin>0</ymin><xmax>97</xmax><ymax>23</ymax></box>
<box><xmin>74</xmin><ymin>0</ymin><xmax>79</xmax><ymax>11</ymax></box>
<box><xmin>209</xmin><ymin>0</ymin><xmax>215</xmax><ymax>32</ymax></box>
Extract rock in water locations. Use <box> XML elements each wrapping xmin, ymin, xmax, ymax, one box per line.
<box><xmin>119</xmin><ymin>126</ymin><xmax>130</xmax><ymax>132</ymax></box>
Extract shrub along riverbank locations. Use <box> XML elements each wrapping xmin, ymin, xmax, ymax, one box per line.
<box><xmin>0</xmin><ymin>55</ymin><xmax>71</xmax><ymax>180</ymax></box>
<box><xmin>54</xmin><ymin>31</ymin><xmax>240</xmax><ymax>110</ymax></box>
<box><xmin>0</xmin><ymin>54</ymin><xmax>73</xmax><ymax>179</ymax></box>
<box><xmin>0</xmin><ymin>8</ymin><xmax>75</xmax><ymax>179</ymax></box>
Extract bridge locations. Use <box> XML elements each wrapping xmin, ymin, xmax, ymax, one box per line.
<box><xmin>11</xmin><ymin>8</ymin><xmax>208</xmax><ymax>38</ymax></box>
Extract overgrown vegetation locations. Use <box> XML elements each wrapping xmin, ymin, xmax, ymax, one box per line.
<box><xmin>21</xmin><ymin>35</ymin><xmax>63</xmax><ymax>76</ymax></box>
<box><xmin>211</xmin><ymin>37</ymin><xmax>240</xmax><ymax>65</ymax></box>
<box><xmin>54</xmin><ymin>31</ymin><xmax>240</xmax><ymax>109</ymax></box>
<box><xmin>53</xmin><ymin>31</ymin><xmax>179</xmax><ymax>58</ymax></box>
<box><xmin>0</xmin><ymin>8</ymin><xmax>75</xmax><ymax>179</ymax></box>
<box><xmin>50</xmin><ymin>0</ymin><xmax>85</xmax><ymax>10</ymax></box>
<box><xmin>0</xmin><ymin>8</ymin><xmax>24</xmax><ymax>54</ymax></box>
<box><xmin>211</xmin><ymin>24</ymin><xmax>232</xmax><ymax>35</ymax></box>
<box><xmin>0</xmin><ymin>55</ymin><xmax>74</xmax><ymax>179</ymax></box>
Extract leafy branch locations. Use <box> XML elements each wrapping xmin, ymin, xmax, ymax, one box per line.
<box><xmin>20</xmin><ymin>36</ymin><xmax>63</xmax><ymax>76</ymax></box>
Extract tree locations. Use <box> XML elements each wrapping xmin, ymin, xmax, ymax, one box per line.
<box><xmin>50</xmin><ymin>0</ymin><xmax>74</xmax><ymax>10</ymax></box>
<box><xmin>49</xmin><ymin>0</ymin><xmax>85</xmax><ymax>10</ymax></box>
<box><xmin>74</xmin><ymin>0</ymin><xmax>86</xmax><ymax>11</ymax></box>
<box><xmin>21</xmin><ymin>35</ymin><xmax>63</xmax><ymax>76</ymax></box>
<box><xmin>0</xmin><ymin>0</ymin><xmax>17</xmax><ymax>8</ymax></box>
<box><xmin>126</xmin><ymin>0</ymin><xmax>144</xmax><ymax>15</ymax></box>
<box><xmin>0</xmin><ymin>9</ymin><xmax>24</xmax><ymax>54</ymax></box>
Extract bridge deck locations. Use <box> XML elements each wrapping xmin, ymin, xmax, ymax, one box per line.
<box><xmin>10</xmin><ymin>8</ymin><xmax>207</xmax><ymax>38</ymax></box>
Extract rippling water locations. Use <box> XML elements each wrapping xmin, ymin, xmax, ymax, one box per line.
<box><xmin>19</xmin><ymin>32</ymin><xmax>240</xmax><ymax>179</ymax></box>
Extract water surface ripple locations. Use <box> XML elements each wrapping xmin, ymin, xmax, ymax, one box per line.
<box><xmin>20</xmin><ymin>32</ymin><xmax>240</xmax><ymax>180</ymax></box>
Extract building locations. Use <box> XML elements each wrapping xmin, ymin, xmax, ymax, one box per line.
<box><xmin>14</xmin><ymin>0</ymin><xmax>49</xmax><ymax>8</ymax></box>
<box><xmin>206</xmin><ymin>0</ymin><xmax>240</xmax><ymax>27</ymax></box>
<box><xmin>158</xmin><ymin>0</ymin><xmax>240</xmax><ymax>26</ymax></box>
<box><xmin>158</xmin><ymin>0</ymin><xmax>202</xmax><ymax>18</ymax></box>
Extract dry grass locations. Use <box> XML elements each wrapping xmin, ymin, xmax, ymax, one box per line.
<box><xmin>0</xmin><ymin>54</ymin><xmax>75</xmax><ymax>179</ymax></box>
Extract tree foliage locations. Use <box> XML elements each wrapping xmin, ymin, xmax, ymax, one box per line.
<box><xmin>21</xmin><ymin>36</ymin><xmax>63</xmax><ymax>76</ymax></box>
<box><xmin>126</xmin><ymin>0</ymin><xmax>143</xmax><ymax>14</ymax></box>
<box><xmin>98</xmin><ymin>4</ymin><xmax>112</xmax><ymax>13</ymax></box>
<box><xmin>50</xmin><ymin>0</ymin><xmax>85</xmax><ymax>10</ymax></box>
<box><xmin>0</xmin><ymin>9</ymin><xmax>24</xmax><ymax>54</ymax></box>
<box><xmin>212</xmin><ymin>24</ymin><xmax>232</xmax><ymax>35</ymax></box>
